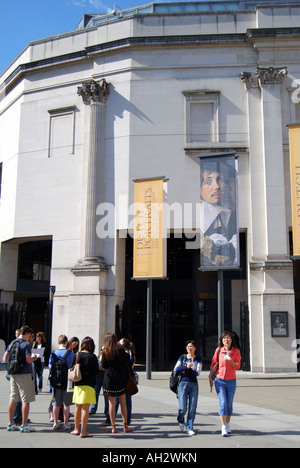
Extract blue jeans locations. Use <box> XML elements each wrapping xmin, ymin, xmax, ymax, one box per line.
<box><xmin>90</xmin><ymin>376</ymin><xmax>106</xmax><ymax>414</ymax></box>
<box><xmin>34</xmin><ymin>362</ymin><xmax>45</xmax><ymax>393</ymax></box>
<box><xmin>215</xmin><ymin>378</ymin><xmax>236</xmax><ymax>416</ymax></box>
<box><xmin>177</xmin><ymin>381</ymin><xmax>198</xmax><ymax>431</ymax></box>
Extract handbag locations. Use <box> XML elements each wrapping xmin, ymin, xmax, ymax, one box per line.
<box><xmin>169</xmin><ymin>355</ymin><xmax>187</xmax><ymax>394</ymax></box>
<box><xmin>126</xmin><ymin>359</ymin><xmax>138</xmax><ymax>396</ymax></box>
<box><xmin>209</xmin><ymin>347</ymin><xmax>220</xmax><ymax>389</ymax></box>
<box><xmin>169</xmin><ymin>371</ymin><xmax>182</xmax><ymax>394</ymax></box>
<box><xmin>68</xmin><ymin>353</ymin><xmax>82</xmax><ymax>383</ymax></box>
<box><xmin>126</xmin><ymin>374</ymin><xmax>138</xmax><ymax>396</ymax></box>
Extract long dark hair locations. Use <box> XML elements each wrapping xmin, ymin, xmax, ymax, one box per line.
<box><xmin>218</xmin><ymin>331</ymin><xmax>237</xmax><ymax>350</ymax></box>
<box><xmin>33</xmin><ymin>331</ymin><xmax>46</xmax><ymax>348</ymax></box>
<box><xmin>81</xmin><ymin>336</ymin><xmax>95</xmax><ymax>354</ymax></box>
<box><xmin>67</xmin><ymin>337</ymin><xmax>80</xmax><ymax>353</ymax></box>
<box><xmin>103</xmin><ymin>333</ymin><xmax>117</xmax><ymax>361</ymax></box>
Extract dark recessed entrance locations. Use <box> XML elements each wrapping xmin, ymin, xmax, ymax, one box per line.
<box><xmin>123</xmin><ymin>233</ymin><xmax>247</xmax><ymax>371</ymax></box>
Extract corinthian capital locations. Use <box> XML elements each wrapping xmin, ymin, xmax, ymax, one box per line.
<box><xmin>255</xmin><ymin>67</ymin><xmax>287</xmax><ymax>85</ymax></box>
<box><xmin>77</xmin><ymin>79</ymin><xmax>110</xmax><ymax>104</ymax></box>
<box><xmin>241</xmin><ymin>71</ymin><xmax>259</xmax><ymax>89</ymax></box>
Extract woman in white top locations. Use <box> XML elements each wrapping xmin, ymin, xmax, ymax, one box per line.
<box><xmin>33</xmin><ymin>332</ymin><xmax>46</xmax><ymax>393</ymax></box>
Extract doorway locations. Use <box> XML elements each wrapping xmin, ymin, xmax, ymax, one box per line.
<box><xmin>124</xmin><ymin>233</ymin><xmax>247</xmax><ymax>370</ymax></box>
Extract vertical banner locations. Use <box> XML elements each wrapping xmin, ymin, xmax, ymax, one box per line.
<box><xmin>288</xmin><ymin>124</ymin><xmax>300</xmax><ymax>257</ymax></box>
<box><xmin>133</xmin><ymin>178</ymin><xmax>167</xmax><ymax>279</ymax></box>
<box><xmin>200</xmin><ymin>154</ymin><xmax>239</xmax><ymax>269</ymax></box>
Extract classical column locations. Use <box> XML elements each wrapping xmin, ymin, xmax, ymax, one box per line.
<box><xmin>241</xmin><ymin>71</ymin><xmax>267</xmax><ymax>262</ymax></box>
<box><xmin>76</xmin><ymin>79</ymin><xmax>110</xmax><ymax>269</ymax></box>
<box><xmin>255</xmin><ymin>67</ymin><xmax>288</xmax><ymax>260</ymax></box>
<box><xmin>242</xmin><ymin>68</ymin><xmax>289</xmax><ymax>262</ymax></box>
<box><xmin>241</xmin><ymin>67</ymin><xmax>295</xmax><ymax>372</ymax></box>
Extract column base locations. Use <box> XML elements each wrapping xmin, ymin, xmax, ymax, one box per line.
<box><xmin>72</xmin><ymin>257</ymin><xmax>108</xmax><ymax>273</ymax></box>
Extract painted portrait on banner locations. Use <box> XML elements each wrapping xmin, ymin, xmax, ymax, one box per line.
<box><xmin>200</xmin><ymin>155</ymin><xmax>239</xmax><ymax>269</ymax></box>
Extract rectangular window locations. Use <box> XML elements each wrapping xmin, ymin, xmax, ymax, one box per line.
<box><xmin>190</xmin><ymin>102</ymin><xmax>214</xmax><ymax>142</ymax></box>
<box><xmin>184</xmin><ymin>91</ymin><xmax>220</xmax><ymax>145</ymax></box>
<box><xmin>48</xmin><ymin>106</ymin><xmax>76</xmax><ymax>158</ymax></box>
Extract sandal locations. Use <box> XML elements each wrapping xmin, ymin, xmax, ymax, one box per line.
<box><xmin>110</xmin><ymin>425</ymin><xmax>117</xmax><ymax>434</ymax></box>
<box><xmin>124</xmin><ymin>424</ymin><xmax>132</xmax><ymax>433</ymax></box>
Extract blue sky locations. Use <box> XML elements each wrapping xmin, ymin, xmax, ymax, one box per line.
<box><xmin>0</xmin><ymin>0</ymin><xmax>145</xmax><ymax>74</ymax></box>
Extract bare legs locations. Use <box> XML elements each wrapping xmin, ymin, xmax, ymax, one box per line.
<box><xmin>8</xmin><ymin>401</ymin><xmax>30</xmax><ymax>426</ymax></box>
<box><xmin>71</xmin><ymin>403</ymin><xmax>91</xmax><ymax>437</ymax></box>
<box><xmin>108</xmin><ymin>394</ymin><xmax>131</xmax><ymax>433</ymax></box>
<box><xmin>220</xmin><ymin>415</ymin><xmax>231</xmax><ymax>425</ymax></box>
<box><xmin>53</xmin><ymin>405</ymin><xmax>70</xmax><ymax>427</ymax></box>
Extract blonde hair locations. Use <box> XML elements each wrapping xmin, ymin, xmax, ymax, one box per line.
<box><xmin>57</xmin><ymin>334</ymin><xmax>68</xmax><ymax>345</ymax></box>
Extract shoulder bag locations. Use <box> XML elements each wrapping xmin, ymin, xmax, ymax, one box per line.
<box><xmin>209</xmin><ymin>347</ymin><xmax>221</xmax><ymax>390</ymax></box>
<box><xmin>169</xmin><ymin>354</ymin><xmax>187</xmax><ymax>394</ymax></box>
<box><xmin>125</xmin><ymin>362</ymin><xmax>138</xmax><ymax>396</ymax></box>
<box><xmin>69</xmin><ymin>352</ymin><xmax>82</xmax><ymax>383</ymax></box>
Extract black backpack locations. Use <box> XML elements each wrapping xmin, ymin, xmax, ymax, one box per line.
<box><xmin>49</xmin><ymin>350</ymin><xmax>71</xmax><ymax>390</ymax></box>
<box><xmin>6</xmin><ymin>339</ymin><xmax>26</xmax><ymax>375</ymax></box>
<box><xmin>169</xmin><ymin>355</ymin><xmax>187</xmax><ymax>394</ymax></box>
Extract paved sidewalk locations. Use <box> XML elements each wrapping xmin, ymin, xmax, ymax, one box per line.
<box><xmin>0</xmin><ymin>366</ymin><xmax>300</xmax><ymax>449</ymax></box>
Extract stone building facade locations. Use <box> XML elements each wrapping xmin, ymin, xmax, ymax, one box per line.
<box><xmin>1</xmin><ymin>0</ymin><xmax>300</xmax><ymax>371</ymax></box>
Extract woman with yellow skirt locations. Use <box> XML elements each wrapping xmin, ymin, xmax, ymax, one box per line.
<box><xmin>70</xmin><ymin>337</ymin><xmax>99</xmax><ymax>438</ymax></box>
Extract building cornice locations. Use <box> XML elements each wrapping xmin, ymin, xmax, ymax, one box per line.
<box><xmin>246</xmin><ymin>27</ymin><xmax>300</xmax><ymax>40</ymax></box>
<box><xmin>1</xmin><ymin>27</ymin><xmax>300</xmax><ymax>98</ymax></box>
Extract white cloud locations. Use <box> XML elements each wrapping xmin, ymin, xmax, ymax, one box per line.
<box><xmin>69</xmin><ymin>0</ymin><xmax>112</xmax><ymax>13</ymax></box>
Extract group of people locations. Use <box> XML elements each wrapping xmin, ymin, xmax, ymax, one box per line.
<box><xmin>174</xmin><ymin>331</ymin><xmax>241</xmax><ymax>437</ymax></box>
<box><xmin>3</xmin><ymin>325</ymin><xmax>241</xmax><ymax>438</ymax></box>
<box><xmin>3</xmin><ymin>326</ymin><xmax>136</xmax><ymax>437</ymax></box>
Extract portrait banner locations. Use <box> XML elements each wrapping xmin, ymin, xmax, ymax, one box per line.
<box><xmin>199</xmin><ymin>154</ymin><xmax>239</xmax><ymax>270</ymax></box>
<box><xmin>133</xmin><ymin>178</ymin><xmax>167</xmax><ymax>279</ymax></box>
<box><xmin>288</xmin><ymin>124</ymin><xmax>300</xmax><ymax>258</ymax></box>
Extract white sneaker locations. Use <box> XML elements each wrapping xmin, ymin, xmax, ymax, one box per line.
<box><xmin>52</xmin><ymin>423</ymin><xmax>60</xmax><ymax>430</ymax></box>
<box><xmin>20</xmin><ymin>424</ymin><xmax>35</xmax><ymax>433</ymax></box>
<box><xmin>187</xmin><ymin>430</ymin><xmax>195</xmax><ymax>436</ymax></box>
<box><xmin>221</xmin><ymin>425</ymin><xmax>228</xmax><ymax>437</ymax></box>
<box><xmin>178</xmin><ymin>423</ymin><xmax>185</xmax><ymax>432</ymax></box>
<box><xmin>7</xmin><ymin>423</ymin><xmax>19</xmax><ymax>431</ymax></box>
<box><xmin>225</xmin><ymin>423</ymin><xmax>231</xmax><ymax>434</ymax></box>
<box><xmin>63</xmin><ymin>423</ymin><xmax>72</xmax><ymax>431</ymax></box>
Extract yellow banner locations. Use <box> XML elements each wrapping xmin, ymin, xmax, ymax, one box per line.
<box><xmin>133</xmin><ymin>178</ymin><xmax>167</xmax><ymax>279</ymax></box>
<box><xmin>289</xmin><ymin>124</ymin><xmax>300</xmax><ymax>257</ymax></box>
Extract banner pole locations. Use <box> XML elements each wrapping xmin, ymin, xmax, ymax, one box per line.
<box><xmin>146</xmin><ymin>279</ymin><xmax>153</xmax><ymax>380</ymax></box>
<box><xmin>217</xmin><ymin>270</ymin><xmax>224</xmax><ymax>338</ymax></box>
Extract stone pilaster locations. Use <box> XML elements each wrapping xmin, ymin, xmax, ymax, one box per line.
<box><xmin>74</xmin><ymin>79</ymin><xmax>110</xmax><ymax>271</ymax></box>
<box><xmin>241</xmin><ymin>67</ymin><xmax>296</xmax><ymax>372</ymax></box>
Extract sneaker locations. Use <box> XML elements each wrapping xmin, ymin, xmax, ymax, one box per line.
<box><xmin>20</xmin><ymin>424</ymin><xmax>35</xmax><ymax>433</ymax></box>
<box><xmin>178</xmin><ymin>423</ymin><xmax>185</xmax><ymax>432</ymax></box>
<box><xmin>7</xmin><ymin>423</ymin><xmax>19</xmax><ymax>431</ymax></box>
<box><xmin>225</xmin><ymin>423</ymin><xmax>231</xmax><ymax>434</ymax></box>
<box><xmin>63</xmin><ymin>423</ymin><xmax>72</xmax><ymax>431</ymax></box>
<box><xmin>221</xmin><ymin>425</ymin><xmax>228</xmax><ymax>437</ymax></box>
<box><xmin>52</xmin><ymin>423</ymin><xmax>60</xmax><ymax>430</ymax></box>
<box><xmin>187</xmin><ymin>430</ymin><xmax>195</xmax><ymax>436</ymax></box>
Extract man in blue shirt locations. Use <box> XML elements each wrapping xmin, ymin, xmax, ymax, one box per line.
<box><xmin>48</xmin><ymin>334</ymin><xmax>74</xmax><ymax>430</ymax></box>
<box><xmin>4</xmin><ymin>325</ymin><xmax>37</xmax><ymax>432</ymax></box>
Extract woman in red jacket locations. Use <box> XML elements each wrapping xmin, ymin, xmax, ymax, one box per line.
<box><xmin>210</xmin><ymin>331</ymin><xmax>241</xmax><ymax>437</ymax></box>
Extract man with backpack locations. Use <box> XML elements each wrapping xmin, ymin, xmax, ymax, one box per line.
<box><xmin>3</xmin><ymin>325</ymin><xmax>37</xmax><ymax>433</ymax></box>
<box><xmin>48</xmin><ymin>335</ymin><xmax>74</xmax><ymax>430</ymax></box>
